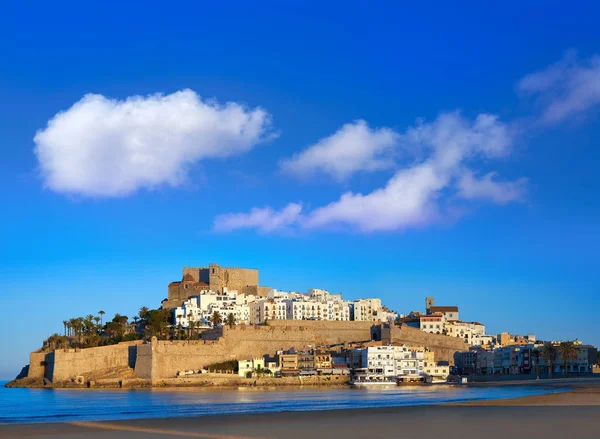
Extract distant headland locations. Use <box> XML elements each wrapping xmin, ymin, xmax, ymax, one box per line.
<box><xmin>7</xmin><ymin>264</ymin><xmax>599</xmax><ymax>389</ymax></box>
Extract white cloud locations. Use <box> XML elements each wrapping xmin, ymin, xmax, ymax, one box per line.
<box><xmin>279</xmin><ymin>120</ymin><xmax>398</xmax><ymax>180</ymax></box>
<box><xmin>213</xmin><ymin>203</ymin><xmax>302</xmax><ymax>233</ymax></box>
<box><xmin>457</xmin><ymin>170</ymin><xmax>527</xmax><ymax>204</ymax></box>
<box><xmin>34</xmin><ymin>89</ymin><xmax>274</xmax><ymax>197</ymax></box>
<box><xmin>306</xmin><ymin>162</ymin><xmax>444</xmax><ymax>231</ymax></box>
<box><xmin>518</xmin><ymin>51</ymin><xmax>600</xmax><ymax>123</ymax></box>
<box><xmin>216</xmin><ymin>112</ymin><xmax>525</xmax><ymax>233</ymax></box>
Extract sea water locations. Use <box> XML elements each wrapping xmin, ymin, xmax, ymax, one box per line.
<box><xmin>0</xmin><ymin>381</ymin><xmax>562</xmax><ymax>424</ymax></box>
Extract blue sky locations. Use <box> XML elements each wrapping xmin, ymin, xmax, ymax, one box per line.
<box><xmin>1</xmin><ymin>1</ymin><xmax>599</xmax><ymax>379</ymax></box>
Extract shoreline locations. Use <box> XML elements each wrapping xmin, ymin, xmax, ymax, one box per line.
<box><xmin>1</xmin><ymin>378</ymin><xmax>599</xmax><ymax>438</ymax></box>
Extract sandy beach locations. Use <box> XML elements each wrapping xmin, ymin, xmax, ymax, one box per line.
<box><xmin>1</xmin><ymin>378</ymin><xmax>599</xmax><ymax>439</ymax></box>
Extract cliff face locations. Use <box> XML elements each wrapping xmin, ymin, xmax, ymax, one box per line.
<box><xmin>11</xmin><ymin>322</ymin><xmax>467</xmax><ymax>386</ymax></box>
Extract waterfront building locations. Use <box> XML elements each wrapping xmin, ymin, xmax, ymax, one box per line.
<box><xmin>238</xmin><ymin>358</ymin><xmax>266</xmax><ymax>377</ymax></box>
<box><xmin>352</xmin><ymin>345</ymin><xmax>428</xmax><ymax>383</ymax></box>
<box><xmin>298</xmin><ymin>351</ymin><xmax>316</xmax><ymax>374</ymax></box>
<box><xmin>314</xmin><ymin>351</ymin><xmax>332</xmax><ymax>371</ymax></box>
<box><xmin>277</xmin><ymin>350</ymin><xmax>299</xmax><ymax>376</ymax></box>
<box><xmin>423</xmin><ymin>350</ymin><xmax>450</xmax><ymax>381</ymax></box>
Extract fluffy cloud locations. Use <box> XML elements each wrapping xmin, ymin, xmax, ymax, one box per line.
<box><xmin>279</xmin><ymin>120</ymin><xmax>398</xmax><ymax>180</ymax></box>
<box><xmin>34</xmin><ymin>90</ymin><xmax>273</xmax><ymax>197</ymax></box>
<box><xmin>216</xmin><ymin>112</ymin><xmax>526</xmax><ymax>233</ymax></box>
<box><xmin>457</xmin><ymin>170</ymin><xmax>527</xmax><ymax>204</ymax></box>
<box><xmin>306</xmin><ymin>162</ymin><xmax>444</xmax><ymax>231</ymax></box>
<box><xmin>519</xmin><ymin>51</ymin><xmax>600</xmax><ymax>123</ymax></box>
<box><xmin>213</xmin><ymin>203</ymin><xmax>302</xmax><ymax>233</ymax></box>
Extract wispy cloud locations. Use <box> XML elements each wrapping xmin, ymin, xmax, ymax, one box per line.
<box><xmin>279</xmin><ymin>120</ymin><xmax>398</xmax><ymax>181</ymax></box>
<box><xmin>215</xmin><ymin>112</ymin><xmax>526</xmax><ymax>233</ymax></box>
<box><xmin>213</xmin><ymin>203</ymin><xmax>303</xmax><ymax>233</ymax></box>
<box><xmin>519</xmin><ymin>51</ymin><xmax>600</xmax><ymax>124</ymax></box>
<box><xmin>34</xmin><ymin>90</ymin><xmax>274</xmax><ymax>197</ymax></box>
<box><xmin>457</xmin><ymin>170</ymin><xmax>527</xmax><ymax>204</ymax></box>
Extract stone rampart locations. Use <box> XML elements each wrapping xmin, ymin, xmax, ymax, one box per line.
<box><xmin>136</xmin><ymin>321</ymin><xmax>375</xmax><ymax>379</ymax></box>
<box><xmin>27</xmin><ymin>351</ymin><xmax>46</xmax><ymax>379</ymax></box>
<box><xmin>31</xmin><ymin>322</ymin><xmax>468</xmax><ymax>383</ymax></box>
<box><xmin>44</xmin><ymin>341</ymin><xmax>141</xmax><ymax>382</ymax></box>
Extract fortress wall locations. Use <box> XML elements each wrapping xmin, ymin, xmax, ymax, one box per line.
<box><xmin>384</xmin><ymin>325</ymin><xmax>468</xmax><ymax>364</ymax></box>
<box><xmin>40</xmin><ymin>322</ymin><xmax>468</xmax><ymax>382</ymax></box>
<box><xmin>46</xmin><ymin>341</ymin><xmax>141</xmax><ymax>382</ymax></box>
<box><xmin>138</xmin><ymin>322</ymin><xmax>375</xmax><ymax>379</ymax></box>
<box><xmin>220</xmin><ymin>267</ymin><xmax>259</xmax><ymax>292</ymax></box>
<box><xmin>27</xmin><ymin>352</ymin><xmax>46</xmax><ymax>379</ymax></box>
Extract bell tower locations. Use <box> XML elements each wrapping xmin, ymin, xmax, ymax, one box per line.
<box><xmin>425</xmin><ymin>296</ymin><xmax>434</xmax><ymax>314</ymax></box>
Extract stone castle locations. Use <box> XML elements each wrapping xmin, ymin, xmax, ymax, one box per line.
<box><xmin>163</xmin><ymin>263</ymin><xmax>271</xmax><ymax>309</ymax></box>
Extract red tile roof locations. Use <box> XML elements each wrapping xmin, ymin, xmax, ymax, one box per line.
<box><xmin>429</xmin><ymin>306</ymin><xmax>459</xmax><ymax>313</ymax></box>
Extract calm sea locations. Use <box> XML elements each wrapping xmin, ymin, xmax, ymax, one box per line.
<box><xmin>0</xmin><ymin>381</ymin><xmax>560</xmax><ymax>424</ymax></box>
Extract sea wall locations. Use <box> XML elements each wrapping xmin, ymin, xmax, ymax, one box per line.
<box><xmin>382</xmin><ymin>324</ymin><xmax>469</xmax><ymax>364</ymax></box>
<box><xmin>43</xmin><ymin>341</ymin><xmax>141</xmax><ymax>382</ymax></box>
<box><xmin>153</xmin><ymin>374</ymin><xmax>349</xmax><ymax>387</ymax></box>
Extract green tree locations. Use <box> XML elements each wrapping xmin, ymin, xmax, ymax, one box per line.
<box><xmin>93</xmin><ymin>316</ymin><xmax>101</xmax><ymax>333</ymax></box>
<box><xmin>68</xmin><ymin>318</ymin><xmax>76</xmax><ymax>337</ymax></box>
<box><xmin>98</xmin><ymin>310</ymin><xmax>105</xmax><ymax>327</ymax></box>
<box><xmin>531</xmin><ymin>348</ymin><xmax>541</xmax><ymax>379</ymax></box>
<box><xmin>187</xmin><ymin>312</ymin><xmax>193</xmax><ymax>338</ymax></box>
<box><xmin>226</xmin><ymin>313</ymin><xmax>236</xmax><ymax>328</ymax></box>
<box><xmin>558</xmin><ymin>341</ymin><xmax>577</xmax><ymax>376</ymax></box>
<box><xmin>139</xmin><ymin>306</ymin><xmax>149</xmax><ymax>320</ymax></box>
<box><xmin>541</xmin><ymin>343</ymin><xmax>558</xmax><ymax>379</ymax></box>
<box><xmin>62</xmin><ymin>320</ymin><xmax>68</xmax><ymax>337</ymax></box>
<box><xmin>211</xmin><ymin>311</ymin><xmax>223</xmax><ymax>328</ymax></box>
<box><xmin>144</xmin><ymin>309</ymin><xmax>171</xmax><ymax>339</ymax></box>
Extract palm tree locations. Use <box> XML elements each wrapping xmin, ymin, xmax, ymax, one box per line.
<box><xmin>541</xmin><ymin>343</ymin><xmax>558</xmax><ymax>379</ymax></box>
<box><xmin>211</xmin><ymin>311</ymin><xmax>223</xmax><ymax>328</ymax></box>
<box><xmin>68</xmin><ymin>318</ymin><xmax>76</xmax><ymax>337</ymax></box>
<box><xmin>62</xmin><ymin>320</ymin><xmax>68</xmax><ymax>337</ymax></box>
<box><xmin>226</xmin><ymin>313</ymin><xmax>236</xmax><ymax>329</ymax></box>
<box><xmin>98</xmin><ymin>310</ymin><xmax>105</xmax><ymax>328</ymax></box>
<box><xmin>531</xmin><ymin>348</ymin><xmax>541</xmax><ymax>379</ymax></box>
<box><xmin>558</xmin><ymin>341</ymin><xmax>578</xmax><ymax>376</ymax></box>
<box><xmin>139</xmin><ymin>306</ymin><xmax>149</xmax><ymax>320</ymax></box>
<box><xmin>93</xmin><ymin>316</ymin><xmax>101</xmax><ymax>332</ymax></box>
<box><xmin>187</xmin><ymin>312</ymin><xmax>193</xmax><ymax>338</ymax></box>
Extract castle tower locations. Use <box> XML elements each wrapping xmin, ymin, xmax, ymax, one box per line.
<box><xmin>425</xmin><ymin>296</ymin><xmax>434</xmax><ymax>313</ymax></box>
<box><xmin>208</xmin><ymin>263</ymin><xmax>222</xmax><ymax>292</ymax></box>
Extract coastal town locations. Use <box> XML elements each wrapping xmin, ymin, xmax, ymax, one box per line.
<box><xmin>9</xmin><ymin>263</ymin><xmax>598</xmax><ymax>389</ymax></box>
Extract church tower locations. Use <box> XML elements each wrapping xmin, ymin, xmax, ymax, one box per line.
<box><xmin>425</xmin><ymin>296</ymin><xmax>434</xmax><ymax>314</ymax></box>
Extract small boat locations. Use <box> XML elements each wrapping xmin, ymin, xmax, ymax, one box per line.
<box><xmin>350</xmin><ymin>374</ymin><xmax>396</xmax><ymax>387</ymax></box>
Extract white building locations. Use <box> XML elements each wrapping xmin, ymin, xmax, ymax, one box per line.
<box><xmin>174</xmin><ymin>290</ymin><xmax>252</xmax><ymax>327</ymax></box>
<box><xmin>352</xmin><ymin>298</ymin><xmax>383</xmax><ymax>321</ymax></box>
<box><xmin>238</xmin><ymin>358</ymin><xmax>265</xmax><ymax>377</ymax></box>
<box><xmin>353</xmin><ymin>345</ymin><xmax>426</xmax><ymax>382</ymax></box>
<box><xmin>420</xmin><ymin>313</ymin><xmax>444</xmax><ymax>334</ymax></box>
<box><xmin>251</xmin><ymin>298</ymin><xmax>289</xmax><ymax>323</ymax></box>
<box><xmin>359</xmin><ymin>346</ymin><xmax>397</xmax><ymax>379</ymax></box>
<box><xmin>445</xmin><ymin>320</ymin><xmax>487</xmax><ymax>346</ymax></box>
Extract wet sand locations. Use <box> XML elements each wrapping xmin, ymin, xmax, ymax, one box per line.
<box><xmin>1</xmin><ymin>378</ymin><xmax>599</xmax><ymax>439</ymax></box>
